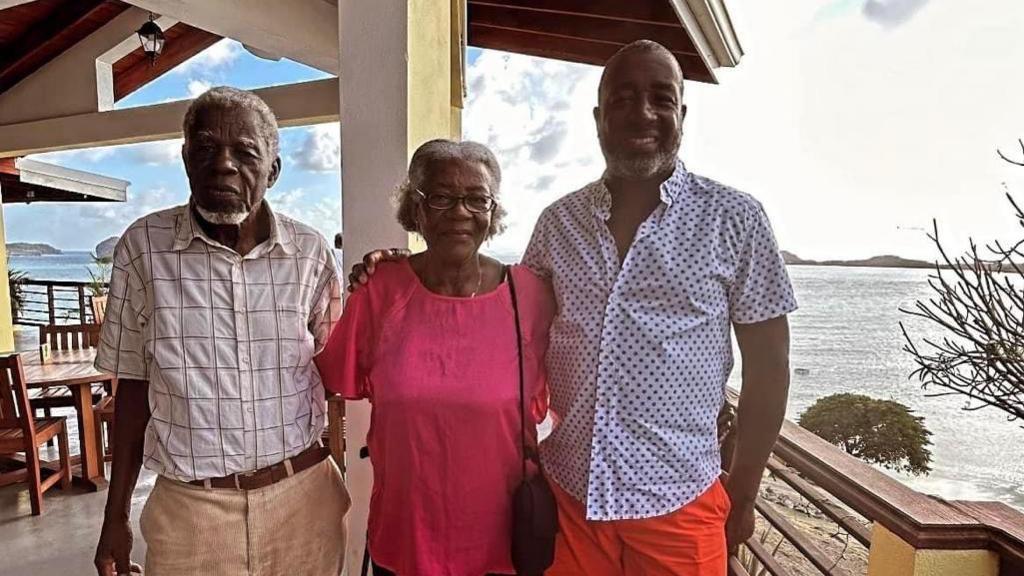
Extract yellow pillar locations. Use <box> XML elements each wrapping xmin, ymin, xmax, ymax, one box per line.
<box><xmin>404</xmin><ymin>0</ymin><xmax>463</xmax><ymax>255</ymax></box>
<box><xmin>0</xmin><ymin>205</ymin><xmax>16</xmax><ymax>353</ymax></box>
<box><xmin>407</xmin><ymin>0</ymin><xmax>462</xmax><ymax>153</ymax></box>
<box><xmin>868</xmin><ymin>524</ymin><xmax>999</xmax><ymax>576</ymax></box>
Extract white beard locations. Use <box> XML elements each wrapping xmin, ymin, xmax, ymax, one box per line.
<box><xmin>196</xmin><ymin>205</ymin><xmax>250</xmax><ymax>226</ymax></box>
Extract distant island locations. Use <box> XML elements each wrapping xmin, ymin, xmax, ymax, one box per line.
<box><xmin>95</xmin><ymin>236</ymin><xmax>119</xmax><ymax>259</ymax></box>
<box><xmin>7</xmin><ymin>242</ymin><xmax>61</xmax><ymax>256</ymax></box>
<box><xmin>782</xmin><ymin>251</ymin><xmax>938</xmax><ymax>269</ymax></box>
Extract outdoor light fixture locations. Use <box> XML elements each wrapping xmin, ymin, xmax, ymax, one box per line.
<box><xmin>136</xmin><ymin>13</ymin><xmax>165</xmax><ymax>65</ymax></box>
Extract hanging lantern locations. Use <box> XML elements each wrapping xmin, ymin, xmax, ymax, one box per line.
<box><xmin>136</xmin><ymin>14</ymin><xmax>165</xmax><ymax>65</ymax></box>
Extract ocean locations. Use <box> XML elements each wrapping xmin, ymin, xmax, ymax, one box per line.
<box><xmin>8</xmin><ymin>251</ymin><xmax>104</xmax><ymax>282</ymax></box>
<box><xmin>9</xmin><ymin>253</ymin><xmax>1023</xmax><ymax>509</ymax></box>
<box><xmin>767</xmin><ymin>265</ymin><xmax>1023</xmax><ymax>510</ymax></box>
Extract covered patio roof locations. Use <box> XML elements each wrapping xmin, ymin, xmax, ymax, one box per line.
<box><xmin>0</xmin><ymin>0</ymin><xmax>742</xmax><ymax>158</ymax></box>
<box><xmin>0</xmin><ymin>157</ymin><xmax>129</xmax><ymax>204</ymax></box>
<box><xmin>0</xmin><ymin>1</ymin><xmax>220</xmax><ymax>102</ymax></box>
<box><xmin>466</xmin><ymin>0</ymin><xmax>742</xmax><ymax>83</ymax></box>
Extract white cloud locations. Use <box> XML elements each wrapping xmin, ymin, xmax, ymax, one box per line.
<box><xmin>862</xmin><ymin>0</ymin><xmax>932</xmax><ymax>28</ymax></box>
<box><xmin>463</xmin><ymin>51</ymin><xmax>602</xmax><ymax>261</ymax></box>
<box><xmin>29</xmin><ymin>147</ymin><xmax>116</xmax><ymax>164</ymax></box>
<box><xmin>187</xmin><ymin>79</ymin><xmax>212</xmax><ymax>98</ymax></box>
<box><xmin>681</xmin><ymin>0</ymin><xmax>1024</xmax><ymax>260</ymax></box>
<box><xmin>266</xmin><ymin>187</ymin><xmax>341</xmax><ymax>240</ymax></box>
<box><xmin>77</xmin><ymin>186</ymin><xmax>186</xmax><ymax>229</ymax></box>
<box><xmin>291</xmin><ymin>123</ymin><xmax>340</xmax><ymax>172</ymax></box>
<box><xmin>125</xmin><ymin>139</ymin><xmax>183</xmax><ymax>166</ymax></box>
<box><xmin>172</xmin><ymin>39</ymin><xmax>242</xmax><ymax>76</ymax></box>
<box><xmin>28</xmin><ymin>139</ymin><xmax>182</xmax><ymax>167</ymax></box>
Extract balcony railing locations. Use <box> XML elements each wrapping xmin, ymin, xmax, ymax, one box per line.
<box><xmin>12</xmin><ymin>280</ymin><xmax>107</xmax><ymax>326</ymax></box>
<box><xmin>725</xmin><ymin>390</ymin><xmax>1024</xmax><ymax>576</ymax></box>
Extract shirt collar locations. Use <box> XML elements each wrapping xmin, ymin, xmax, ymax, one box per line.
<box><xmin>592</xmin><ymin>158</ymin><xmax>689</xmax><ymax>218</ymax></box>
<box><xmin>172</xmin><ymin>200</ymin><xmax>298</xmax><ymax>255</ymax></box>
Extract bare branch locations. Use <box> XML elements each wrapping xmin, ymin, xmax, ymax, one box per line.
<box><xmin>901</xmin><ymin>193</ymin><xmax>1024</xmax><ymax>425</ymax></box>
<box><xmin>997</xmin><ymin>138</ymin><xmax>1024</xmax><ymax>167</ymax></box>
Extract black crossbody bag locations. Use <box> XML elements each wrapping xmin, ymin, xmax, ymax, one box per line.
<box><xmin>507</xmin><ymin>266</ymin><xmax>558</xmax><ymax>576</ymax></box>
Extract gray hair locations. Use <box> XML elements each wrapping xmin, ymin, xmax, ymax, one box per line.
<box><xmin>598</xmin><ymin>39</ymin><xmax>685</xmax><ymax>98</ymax></box>
<box><xmin>182</xmin><ymin>86</ymin><xmax>280</xmax><ymax>156</ymax></box>
<box><xmin>395</xmin><ymin>139</ymin><xmax>507</xmax><ymax>238</ymax></box>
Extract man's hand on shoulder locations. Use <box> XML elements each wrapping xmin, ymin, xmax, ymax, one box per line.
<box><xmin>347</xmin><ymin>248</ymin><xmax>410</xmax><ymax>292</ymax></box>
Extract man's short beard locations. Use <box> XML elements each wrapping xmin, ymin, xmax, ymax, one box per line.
<box><xmin>605</xmin><ymin>150</ymin><xmax>677</xmax><ymax>180</ymax></box>
<box><xmin>602</xmin><ymin>131</ymin><xmax>682</xmax><ymax>180</ymax></box>
<box><xmin>196</xmin><ymin>204</ymin><xmax>250</xmax><ymax>226</ymax></box>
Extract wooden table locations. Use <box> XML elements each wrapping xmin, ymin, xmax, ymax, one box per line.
<box><xmin>22</xmin><ymin>348</ymin><xmax>112</xmax><ymax>491</ymax></box>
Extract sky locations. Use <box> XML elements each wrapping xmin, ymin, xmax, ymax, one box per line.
<box><xmin>9</xmin><ymin>0</ymin><xmax>1024</xmax><ymax>262</ymax></box>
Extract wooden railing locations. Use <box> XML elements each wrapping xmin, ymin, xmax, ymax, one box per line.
<box><xmin>726</xmin><ymin>390</ymin><xmax>1024</xmax><ymax>576</ymax></box>
<box><xmin>12</xmin><ymin>280</ymin><xmax>107</xmax><ymax>326</ymax></box>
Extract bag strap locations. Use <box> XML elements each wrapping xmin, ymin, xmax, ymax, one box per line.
<box><xmin>506</xmin><ymin>265</ymin><xmax>529</xmax><ymax>482</ymax></box>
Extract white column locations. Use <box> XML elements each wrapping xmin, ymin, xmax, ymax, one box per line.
<box><xmin>338</xmin><ymin>1</ymin><xmax>461</xmax><ymax>572</ymax></box>
<box><xmin>338</xmin><ymin>2</ymin><xmax>413</xmax><ymax>574</ymax></box>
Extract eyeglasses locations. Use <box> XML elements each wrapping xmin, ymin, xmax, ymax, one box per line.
<box><xmin>415</xmin><ymin>189</ymin><xmax>495</xmax><ymax>213</ymax></box>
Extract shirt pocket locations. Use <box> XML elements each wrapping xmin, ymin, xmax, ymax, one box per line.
<box><xmin>274</xmin><ymin>303</ymin><xmax>310</xmax><ymax>367</ymax></box>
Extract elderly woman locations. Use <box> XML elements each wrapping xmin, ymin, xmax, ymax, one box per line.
<box><xmin>316</xmin><ymin>139</ymin><xmax>554</xmax><ymax>576</ymax></box>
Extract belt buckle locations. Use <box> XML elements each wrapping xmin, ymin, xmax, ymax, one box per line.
<box><xmin>236</xmin><ymin>469</ymin><xmax>258</xmax><ymax>490</ymax></box>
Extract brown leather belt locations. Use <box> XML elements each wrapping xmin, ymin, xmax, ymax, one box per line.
<box><xmin>189</xmin><ymin>444</ymin><xmax>331</xmax><ymax>490</ymax></box>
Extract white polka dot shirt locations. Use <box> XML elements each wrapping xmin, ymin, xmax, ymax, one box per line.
<box><xmin>522</xmin><ymin>159</ymin><xmax>797</xmax><ymax>521</ymax></box>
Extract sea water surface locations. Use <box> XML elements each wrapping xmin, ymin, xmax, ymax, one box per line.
<box><xmin>756</xmin><ymin>265</ymin><xmax>1024</xmax><ymax>510</ymax></box>
<box><xmin>9</xmin><ymin>251</ymin><xmax>103</xmax><ymax>282</ymax></box>
<box><xmin>12</xmin><ymin>253</ymin><xmax>1023</xmax><ymax>509</ymax></box>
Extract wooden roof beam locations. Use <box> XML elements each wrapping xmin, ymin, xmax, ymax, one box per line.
<box><xmin>112</xmin><ymin>24</ymin><xmax>221</xmax><ymax>101</ymax></box>
<box><xmin>468</xmin><ymin>2</ymin><xmax>699</xmax><ymax>56</ymax></box>
<box><xmin>0</xmin><ymin>1</ymin><xmax>127</xmax><ymax>95</ymax></box>
<box><xmin>121</xmin><ymin>0</ymin><xmax>339</xmax><ymax>73</ymax></box>
<box><xmin>468</xmin><ymin>23</ymin><xmax>713</xmax><ymax>83</ymax></box>
<box><xmin>467</xmin><ymin>0</ymin><xmax>681</xmax><ymax>26</ymax></box>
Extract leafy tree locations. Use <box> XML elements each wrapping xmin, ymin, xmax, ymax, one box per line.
<box><xmin>799</xmin><ymin>393</ymin><xmax>933</xmax><ymax>475</ymax></box>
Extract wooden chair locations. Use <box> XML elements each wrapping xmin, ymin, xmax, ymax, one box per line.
<box><xmin>90</xmin><ymin>294</ymin><xmax>108</xmax><ymax>324</ymax></box>
<box><xmin>94</xmin><ymin>384</ymin><xmax>118</xmax><ymax>465</ymax></box>
<box><xmin>0</xmin><ymin>353</ymin><xmax>72</xmax><ymax>515</ymax></box>
<box><xmin>39</xmin><ymin>323</ymin><xmax>102</xmax><ymax>351</ymax></box>
<box><xmin>31</xmin><ymin>323</ymin><xmax>105</xmax><ymax>445</ymax></box>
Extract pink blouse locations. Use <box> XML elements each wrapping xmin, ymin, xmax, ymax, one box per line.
<box><xmin>317</xmin><ymin>261</ymin><xmax>554</xmax><ymax>576</ymax></box>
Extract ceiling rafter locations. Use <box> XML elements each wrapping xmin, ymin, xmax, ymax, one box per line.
<box><xmin>466</xmin><ymin>0</ymin><xmax>713</xmax><ymax>83</ymax></box>
<box><xmin>470</xmin><ymin>3</ymin><xmax>698</xmax><ymax>57</ymax></box>
<box><xmin>0</xmin><ymin>0</ymin><xmax>129</xmax><ymax>95</ymax></box>
<box><xmin>112</xmin><ymin>23</ymin><xmax>221</xmax><ymax>101</ymax></box>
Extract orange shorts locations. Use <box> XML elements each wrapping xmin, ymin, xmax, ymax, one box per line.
<box><xmin>547</xmin><ymin>479</ymin><xmax>731</xmax><ymax>576</ymax></box>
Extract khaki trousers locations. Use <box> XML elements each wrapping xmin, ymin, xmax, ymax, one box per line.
<box><xmin>140</xmin><ymin>458</ymin><xmax>351</xmax><ymax>576</ymax></box>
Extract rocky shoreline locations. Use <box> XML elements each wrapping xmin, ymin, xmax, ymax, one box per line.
<box><xmin>6</xmin><ymin>242</ymin><xmax>61</xmax><ymax>256</ymax></box>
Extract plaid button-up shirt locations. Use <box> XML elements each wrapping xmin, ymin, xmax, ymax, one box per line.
<box><xmin>95</xmin><ymin>202</ymin><xmax>342</xmax><ymax>482</ymax></box>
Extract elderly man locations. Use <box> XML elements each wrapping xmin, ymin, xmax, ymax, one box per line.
<box><xmin>352</xmin><ymin>40</ymin><xmax>794</xmax><ymax>575</ymax></box>
<box><xmin>93</xmin><ymin>87</ymin><xmax>349</xmax><ymax>576</ymax></box>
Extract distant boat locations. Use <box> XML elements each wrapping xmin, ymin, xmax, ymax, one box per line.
<box><xmin>794</xmin><ymin>368</ymin><xmax>810</xmax><ymax>376</ymax></box>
